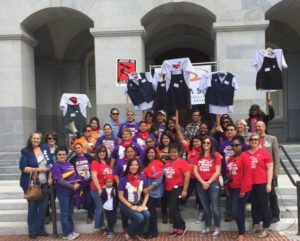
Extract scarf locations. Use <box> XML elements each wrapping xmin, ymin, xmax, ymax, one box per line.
<box><xmin>121</xmin><ymin>140</ymin><xmax>133</xmax><ymax>147</ymax></box>
<box><xmin>138</xmin><ymin>131</ymin><xmax>150</xmax><ymax>140</ymax></box>
<box><xmin>143</xmin><ymin>160</ymin><xmax>163</xmax><ymax>179</ymax></box>
<box><xmin>127</xmin><ymin>173</ymin><xmax>141</xmax><ymax>188</ymax></box>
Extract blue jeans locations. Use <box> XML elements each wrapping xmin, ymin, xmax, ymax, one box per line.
<box><xmin>229</xmin><ymin>188</ymin><xmax>250</xmax><ymax>234</ymax></box>
<box><xmin>196</xmin><ymin>182</ymin><xmax>221</xmax><ymax>228</ymax></box>
<box><xmin>57</xmin><ymin>194</ymin><xmax>74</xmax><ymax>236</ymax></box>
<box><xmin>119</xmin><ymin>202</ymin><xmax>150</xmax><ymax>237</ymax></box>
<box><xmin>90</xmin><ymin>189</ymin><xmax>104</xmax><ymax>229</ymax></box>
<box><xmin>27</xmin><ymin>186</ymin><xmax>49</xmax><ymax>236</ymax></box>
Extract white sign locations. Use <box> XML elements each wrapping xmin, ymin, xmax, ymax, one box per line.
<box><xmin>189</xmin><ymin>65</ymin><xmax>211</xmax><ymax>105</ymax></box>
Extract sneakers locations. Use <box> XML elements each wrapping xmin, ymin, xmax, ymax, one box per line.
<box><xmin>72</xmin><ymin>232</ymin><xmax>80</xmax><ymax>238</ymax></box>
<box><xmin>196</xmin><ymin>212</ymin><xmax>204</xmax><ymax>223</ymax></box>
<box><xmin>107</xmin><ymin>232</ymin><xmax>114</xmax><ymax>239</ymax></box>
<box><xmin>200</xmin><ymin>228</ymin><xmax>210</xmax><ymax>236</ymax></box>
<box><xmin>176</xmin><ymin>227</ymin><xmax>187</xmax><ymax>237</ymax></box>
<box><xmin>167</xmin><ymin>228</ymin><xmax>178</xmax><ymax>237</ymax></box>
<box><xmin>212</xmin><ymin>231</ymin><xmax>220</xmax><ymax>238</ymax></box>
<box><xmin>257</xmin><ymin>228</ymin><xmax>270</xmax><ymax>238</ymax></box>
<box><xmin>63</xmin><ymin>233</ymin><xmax>76</xmax><ymax>240</ymax></box>
<box><xmin>250</xmin><ymin>224</ymin><xmax>262</xmax><ymax>234</ymax></box>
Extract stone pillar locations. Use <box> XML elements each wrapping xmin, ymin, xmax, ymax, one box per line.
<box><xmin>91</xmin><ymin>29</ymin><xmax>145</xmax><ymax>123</ymax></box>
<box><xmin>213</xmin><ymin>20</ymin><xmax>269</xmax><ymax>120</ymax></box>
<box><xmin>0</xmin><ymin>34</ymin><xmax>37</xmax><ymax>151</ymax></box>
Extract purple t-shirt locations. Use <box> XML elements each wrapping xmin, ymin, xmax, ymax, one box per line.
<box><xmin>51</xmin><ymin>161</ymin><xmax>78</xmax><ymax>195</ymax></box>
<box><xmin>117</xmin><ymin>121</ymin><xmax>139</xmax><ymax>138</ymax></box>
<box><xmin>95</xmin><ymin>136</ymin><xmax>118</xmax><ymax>157</ymax></box>
<box><xmin>219</xmin><ymin>140</ymin><xmax>248</xmax><ymax>162</ymax></box>
<box><xmin>118</xmin><ymin>174</ymin><xmax>148</xmax><ymax>203</ymax></box>
<box><xmin>111</xmin><ymin>142</ymin><xmax>143</xmax><ymax>161</ymax></box>
<box><xmin>113</xmin><ymin>158</ymin><xmax>142</xmax><ymax>177</ymax></box>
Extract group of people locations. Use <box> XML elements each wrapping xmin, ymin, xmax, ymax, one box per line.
<box><xmin>19</xmin><ymin>102</ymin><xmax>280</xmax><ymax>241</ymax></box>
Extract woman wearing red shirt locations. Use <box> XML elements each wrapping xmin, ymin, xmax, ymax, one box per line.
<box><xmin>90</xmin><ymin>146</ymin><xmax>112</xmax><ymax>233</ymax></box>
<box><xmin>227</xmin><ymin>136</ymin><xmax>252</xmax><ymax>241</ymax></box>
<box><xmin>246</xmin><ymin>133</ymin><xmax>273</xmax><ymax>239</ymax></box>
<box><xmin>194</xmin><ymin>136</ymin><xmax>221</xmax><ymax>238</ymax></box>
<box><xmin>164</xmin><ymin>143</ymin><xmax>190</xmax><ymax>237</ymax></box>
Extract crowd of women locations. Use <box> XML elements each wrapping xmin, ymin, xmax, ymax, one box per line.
<box><xmin>19</xmin><ymin>103</ymin><xmax>276</xmax><ymax>241</ymax></box>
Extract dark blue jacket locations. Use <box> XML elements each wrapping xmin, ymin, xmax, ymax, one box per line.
<box><xmin>19</xmin><ymin>144</ymin><xmax>53</xmax><ymax>192</ymax></box>
<box><xmin>101</xmin><ymin>185</ymin><xmax>118</xmax><ymax>210</ymax></box>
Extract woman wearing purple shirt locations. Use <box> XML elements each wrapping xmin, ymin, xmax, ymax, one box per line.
<box><xmin>51</xmin><ymin>146</ymin><xmax>81</xmax><ymax>240</ymax></box>
<box><xmin>118</xmin><ymin>159</ymin><xmax>150</xmax><ymax>241</ymax></box>
<box><xmin>95</xmin><ymin>123</ymin><xmax>118</xmax><ymax>158</ymax></box>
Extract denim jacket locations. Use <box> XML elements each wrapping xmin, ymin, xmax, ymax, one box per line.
<box><xmin>147</xmin><ymin>174</ymin><xmax>164</xmax><ymax>198</ymax></box>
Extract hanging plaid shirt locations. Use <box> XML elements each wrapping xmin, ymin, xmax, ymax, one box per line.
<box><xmin>184</xmin><ymin>122</ymin><xmax>201</xmax><ymax>141</ymax></box>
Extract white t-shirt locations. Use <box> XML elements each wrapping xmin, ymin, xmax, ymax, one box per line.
<box><xmin>103</xmin><ymin>187</ymin><xmax>114</xmax><ymax>211</ymax></box>
<box><xmin>59</xmin><ymin>93</ymin><xmax>91</xmax><ymax>117</ymax></box>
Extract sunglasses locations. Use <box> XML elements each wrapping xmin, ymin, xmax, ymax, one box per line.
<box><xmin>250</xmin><ymin>138</ymin><xmax>259</xmax><ymax>141</ymax></box>
<box><xmin>57</xmin><ymin>153</ymin><xmax>66</xmax><ymax>156</ymax></box>
<box><xmin>146</xmin><ymin>140</ymin><xmax>153</xmax><ymax>144</ymax></box>
<box><xmin>226</xmin><ymin>128</ymin><xmax>235</xmax><ymax>131</ymax></box>
<box><xmin>222</xmin><ymin>121</ymin><xmax>230</xmax><ymax>124</ymax></box>
<box><xmin>85</xmin><ymin>129</ymin><xmax>92</xmax><ymax>132</ymax></box>
<box><xmin>231</xmin><ymin>144</ymin><xmax>241</xmax><ymax>147</ymax></box>
<box><xmin>47</xmin><ymin>137</ymin><xmax>56</xmax><ymax>140</ymax></box>
<box><xmin>111</xmin><ymin>113</ymin><xmax>119</xmax><ymax>115</ymax></box>
<box><xmin>203</xmin><ymin>142</ymin><xmax>211</xmax><ymax>145</ymax></box>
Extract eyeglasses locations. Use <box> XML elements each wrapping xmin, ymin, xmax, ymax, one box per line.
<box><xmin>231</xmin><ymin>144</ymin><xmax>241</xmax><ymax>147</ymax></box>
<box><xmin>127</xmin><ymin>114</ymin><xmax>134</xmax><ymax>116</ymax></box>
<box><xmin>146</xmin><ymin>140</ymin><xmax>153</xmax><ymax>144</ymax></box>
<box><xmin>111</xmin><ymin>113</ymin><xmax>119</xmax><ymax>115</ymax></box>
<box><xmin>203</xmin><ymin>142</ymin><xmax>211</xmax><ymax>145</ymax></box>
<box><xmin>222</xmin><ymin>121</ymin><xmax>230</xmax><ymax>124</ymax></box>
<box><xmin>249</xmin><ymin>138</ymin><xmax>259</xmax><ymax>141</ymax></box>
<box><xmin>85</xmin><ymin>129</ymin><xmax>92</xmax><ymax>132</ymax></box>
<box><xmin>57</xmin><ymin>153</ymin><xmax>66</xmax><ymax>156</ymax></box>
<box><xmin>99</xmin><ymin>150</ymin><xmax>106</xmax><ymax>153</ymax></box>
<box><xmin>47</xmin><ymin>137</ymin><xmax>56</xmax><ymax>140</ymax></box>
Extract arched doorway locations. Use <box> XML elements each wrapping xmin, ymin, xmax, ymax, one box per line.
<box><xmin>266</xmin><ymin>1</ymin><xmax>300</xmax><ymax>141</ymax></box>
<box><xmin>21</xmin><ymin>7</ymin><xmax>95</xmax><ymax>140</ymax></box>
<box><xmin>141</xmin><ymin>2</ymin><xmax>216</xmax><ymax>126</ymax></box>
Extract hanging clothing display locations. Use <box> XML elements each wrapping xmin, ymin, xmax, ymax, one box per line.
<box><xmin>126</xmin><ymin>72</ymin><xmax>155</xmax><ymax>111</ymax></box>
<box><xmin>153</xmin><ymin>57</ymin><xmax>195</xmax><ymax>112</ymax></box>
<box><xmin>205</xmin><ymin>72</ymin><xmax>238</xmax><ymax>115</ymax></box>
<box><xmin>60</xmin><ymin>93</ymin><xmax>91</xmax><ymax>134</ymax></box>
<box><xmin>252</xmin><ymin>49</ymin><xmax>288</xmax><ymax>91</ymax></box>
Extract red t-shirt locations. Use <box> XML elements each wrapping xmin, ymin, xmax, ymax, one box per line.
<box><xmin>194</xmin><ymin>152</ymin><xmax>221</xmax><ymax>183</ymax></box>
<box><xmin>227</xmin><ymin>152</ymin><xmax>252</xmax><ymax>193</ymax></box>
<box><xmin>164</xmin><ymin>158</ymin><xmax>190</xmax><ymax>191</ymax></box>
<box><xmin>90</xmin><ymin>161</ymin><xmax>112</xmax><ymax>190</ymax></box>
<box><xmin>186</xmin><ymin>147</ymin><xmax>202</xmax><ymax>179</ymax></box>
<box><xmin>246</xmin><ymin>148</ymin><xmax>272</xmax><ymax>184</ymax></box>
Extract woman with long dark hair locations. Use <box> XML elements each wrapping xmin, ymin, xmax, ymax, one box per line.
<box><xmin>194</xmin><ymin>136</ymin><xmax>222</xmax><ymax>238</ymax></box>
<box><xmin>143</xmin><ymin>147</ymin><xmax>164</xmax><ymax>239</ymax></box>
<box><xmin>118</xmin><ymin>159</ymin><xmax>150</xmax><ymax>241</ymax></box>
<box><xmin>19</xmin><ymin>131</ymin><xmax>53</xmax><ymax>239</ymax></box>
<box><xmin>90</xmin><ymin>145</ymin><xmax>112</xmax><ymax>233</ymax></box>
<box><xmin>227</xmin><ymin>136</ymin><xmax>252</xmax><ymax>241</ymax></box>
<box><xmin>246</xmin><ymin>133</ymin><xmax>273</xmax><ymax>238</ymax></box>
<box><xmin>89</xmin><ymin>117</ymin><xmax>103</xmax><ymax>140</ymax></box>
<box><xmin>95</xmin><ymin>123</ymin><xmax>118</xmax><ymax>158</ymax></box>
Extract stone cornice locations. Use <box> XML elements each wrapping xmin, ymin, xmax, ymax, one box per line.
<box><xmin>90</xmin><ymin>29</ymin><xmax>144</xmax><ymax>38</ymax></box>
<box><xmin>0</xmin><ymin>33</ymin><xmax>38</xmax><ymax>47</ymax></box>
<box><xmin>213</xmin><ymin>20</ymin><xmax>270</xmax><ymax>32</ymax></box>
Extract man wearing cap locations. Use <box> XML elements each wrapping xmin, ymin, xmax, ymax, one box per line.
<box><xmin>184</xmin><ymin>110</ymin><xmax>202</xmax><ymax>141</ymax></box>
<box><xmin>150</xmin><ymin>110</ymin><xmax>166</xmax><ymax>140</ymax></box>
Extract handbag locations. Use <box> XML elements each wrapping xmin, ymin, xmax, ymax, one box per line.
<box><xmin>24</xmin><ymin>169</ymin><xmax>43</xmax><ymax>201</ymax></box>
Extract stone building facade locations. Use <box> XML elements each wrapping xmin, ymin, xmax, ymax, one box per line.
<box><xmin>0</xmin><ymin>0</ymin><xmax>299</xmax><ymax>151</ymax></box>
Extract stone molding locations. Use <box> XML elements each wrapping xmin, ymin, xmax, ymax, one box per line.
<box><xmin>213</xmin><ymin>20</ymin><xmax>269</xmax><ymax>32</ymax></box>
<box><xmin>90</xmin><ymin>29</ymin><xmax>144</xmax><ymax>38</ymax></box>
<box><xmin>0</xmin><ymin>33</ymin><xmax>38</xmax><ymax>47</ymax></box>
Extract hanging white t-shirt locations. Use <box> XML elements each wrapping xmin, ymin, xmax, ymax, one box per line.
<box><xmin>160</xmin><ymin>58</ymin><xmax>195</xmax><ymax>90</ymax></box>
<box><xmin>59</xmin><ymin>93</ymin><xmax>91</xmax><ymax>117</ymax></box>
<box><xmin>206</xmin><ymin>72</ymin><xmax>238</xmax><ymax>115</ymax></box>
<box><xmin>252</xmin><ymin>49</ymin><xmax>288</xmax><ymax>72</ymax></box>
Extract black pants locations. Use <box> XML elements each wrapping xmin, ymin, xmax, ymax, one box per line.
<box><xmin>270</xmin><ymin>178</ymin><xmax>280</xmax><ymax>219</ymax></box>
<box><xmin>180</xmin><ymin>178</ymin><xmax>202</xmax><ymax>210</ymax></box>
<box><xmin>161</xmin><ymin>192</ymin><xmax>168</xmax><ymax>214</ymax></box>
<box><xmin>104</xmin><ymin>209</ymin><xmax>117</xmax><ymax>233</ymax></box>
<box><xmin>251</xmin><ymin>184</ymin><xmax>271</xmax><ymax>228</ymax></box>
<box><xmin>166</xmin><ymin>187</ymin><xmax>185</xmax><ymax>229</ymax></box>
<box><xmin>229</xmin><ymin>188</ymin><xmax>250</xmax><ymax>234</ymax></box>
<box><xmin>82</xmin><ymin>189</ymin><xmax>95</xmax><ymax>219</ymax></box>
<box><xmin>146</xmin><ymin>197</ymin><xmax>160</xmax><ymax>236</ymax></box>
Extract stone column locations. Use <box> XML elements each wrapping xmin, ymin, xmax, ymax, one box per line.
<box><xmin>0</xmin><ymin>34</ymin><xmax>37</xmax><ymax>151</ymax></box>
<box><xmin>91</xmin><ymin>29</ymin><xmax>145</xmax><ymax>123</ymax></box>
<box><xmin>213</xmin><ymin>20</ymin><xmax>269</xmax><ymax>120</ymax></box>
